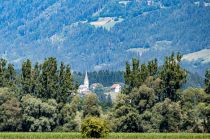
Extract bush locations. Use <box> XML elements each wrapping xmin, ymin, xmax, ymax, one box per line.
<box><xmin>81</xmin><ymin>117</ymin><xmax>110</xmax><ymax>138</ymax></box>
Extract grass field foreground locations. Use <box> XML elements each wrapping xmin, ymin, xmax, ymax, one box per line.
<box><xmin>0</xmin><ymin>133</ymin><xmax>209</xmax><ymax>139</ymax></box>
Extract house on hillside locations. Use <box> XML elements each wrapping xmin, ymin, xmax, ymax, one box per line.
<box><xmin>104</xmin><ymin>83</ymin><xmax>122</xmax><ymax>101</ymax></box>
<box><xmin>111</xmin><ymin>84</ymin><xmax>122</xmax><ymax>93</ymax></box>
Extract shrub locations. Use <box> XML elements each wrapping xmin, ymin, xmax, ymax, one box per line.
<box><xmin>81</xmin><ymin>117</ymin><xmax>110</xmax><ymax>138</ymax></box>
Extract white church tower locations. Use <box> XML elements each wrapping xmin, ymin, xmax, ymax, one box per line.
<box><xmin>84</xmin><ymin>71</ymin><xmax>89</xmax><ymax>89</ymax></box>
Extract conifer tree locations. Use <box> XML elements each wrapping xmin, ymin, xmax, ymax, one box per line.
<box><xmin>0</xmin><ymin>58</ymin><xmax>7</xmax><ymax>87</ymax></box>
<box><xmin>131</xmin><ymin>58</ymin><xmax>141</xmax><ymax>88</ymax></box>
<box><xmin>148</xmin><ymin>59</ymin><xmax>158</xmax><ymax>76</ymax></box>
<box><xmin>31</xmin><ymin>62</ymin><xmax>41</xmax><ymax>97</ymax></box>
<box><xmin>205</xmin><ymin>69</ymin><xmax>210</xmax><ymax>94</ymax></box>
<box><xmin>140</xmin><ymin>63</ymin><xmax>149</xmax><ymax>83</ymax></box>
<box><xmin>63</xmin><ymin>65</ymin><xmax>74</xmax><ymax>102</ymax></box>
<box><xmin>21</xmin><ymin>59</ymin><xmax>32</xmax><ymax>94</ymax></box>
<box><xmin>5</xmin><ymin>64</ymin><xmax>16</xmax><ymax>87</ymax></box>
<box><xmin>124</xmin><ymin>62</ymin><xmax>132</xmax><ymax>94</ymax></box>
<box><xmin>57</xmin><ymin>62</ymin><xmax>66</xmax><ymax>103</ymax></box>
<box><xmin>41</xmin><ymin>57</ymin><xmax>58</xmax><ymax>99</ymax></box>
<box><xmin>159</xmin><ymin>53</ymin><xmax>187</xmax><ymax>101</ymax></box>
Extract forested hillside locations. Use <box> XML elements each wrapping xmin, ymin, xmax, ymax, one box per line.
<box><xmin>0</xmin><ymin>0</ymin><xmax>210</xmax><ymax>76</ymax></box>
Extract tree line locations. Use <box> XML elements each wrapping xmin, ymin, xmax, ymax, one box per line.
<box><xmin>0</xmin><ymin>53</ymin><xmax>209</xmax><ymax>132</ymax></box>
<box><xmin>109</xmin><ymin>53</ymin><xmax>210</xmax><ymax>132</ymax></box>
<box><xmin>0</xmin><ymin>57</ymin><xmax>78</xmax><ymax>131</ymax></box>
<box><xmin>73</xmin><ymin>70</ymin><xmax>124</xmax><ymax>87</ymax></box>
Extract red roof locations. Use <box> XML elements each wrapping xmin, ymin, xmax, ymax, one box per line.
<box><xmin>111</xmin><ymin>84</ymin><xmax>120</xmax><ymax>89</ymax></box>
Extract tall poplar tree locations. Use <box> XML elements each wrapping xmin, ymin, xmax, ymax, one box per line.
<box><xmin>5</xmin><ymin>64</ymin><xmax>16</xmax><ymax>87</ymax></box>
<box><xmin>21</xmin><ymin>59</ymin><xmax>32</xmax><ymax>94</ymax></box>
<box><xmin>31</xmin><ymin>62</ymin><xmax>42</xmax><ymax>97</ymax></box>
<box><xmin>0</xmin><ymin>58</ymin><xmax>7</xmax><ymax>87</ymax></box>
<box><xmin>148</xmin><ymin>59</ymin><xmax>158</xmax><ymax>76</ymax></box>
<box><xmin>40</xmin><ymin>57</ymin><xmax>58</xmax><ymax>99</ymax></box>
<box><xmin>205</xmin><ymin>69</ymin><xmax>210</xmax><ymax>94</ymax></box>
<box><xmin>159</xmin><ymin>53</ymin><xmax>187</xmax><ymax>101</ymax></box>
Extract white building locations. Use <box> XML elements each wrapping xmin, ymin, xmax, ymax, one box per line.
<box><xmin>105</xmin><ymin>84</ymin><xmax>122</xmax><ymax>101</ymax></box>
<box><xmin>84</xmin><ymin>71</ymin><xmax>89</xmax><ymax>89</ymax></box>
<box><xmin>111</xmin><ymin>84</ymin><xmax>122</xmax><ymax>93</ymax></box>
<box><xmin>78</xmin><ymin>72</ymin><xmax>91</xmax><ymax>95</ymax></box>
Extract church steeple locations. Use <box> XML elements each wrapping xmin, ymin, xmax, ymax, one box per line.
<box><xmin>84</xmin><ymin>71</ymin><xmax>89</xmax><ymax>89</ymax></box>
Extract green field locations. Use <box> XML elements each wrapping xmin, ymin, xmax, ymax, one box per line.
<box><xmin>0</xmin><ymin>133</ymin><xmax>209</xmax><ymax>139</ymax></box>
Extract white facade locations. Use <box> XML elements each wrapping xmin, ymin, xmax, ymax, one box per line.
<box><xmin>78</xmin><ymin>71</ymin><xmax>90</xmax><ymax>95</ymax></box>
<box><xmin>111</xmin><ymin>84</ymin><xmax>122</xmax><ymax>93</ymax></box>
<box><xmin>84</xmin><ymin>71</ymin><xmax>89</xmax><ymax>89</ymax></box>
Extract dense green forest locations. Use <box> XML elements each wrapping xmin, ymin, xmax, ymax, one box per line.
<box><xmin>0</xmin><ymin>53</ymin><xmax>209</xmax><ymax>132</ymax></box>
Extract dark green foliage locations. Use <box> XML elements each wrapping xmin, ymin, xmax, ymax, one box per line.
<box><xmin>123</xmin><ymin>62</ymin><xmax>132</xmax><ymax>94</ymax></box>
<box><xmin>21</xmin><ymin>59</ymin><xmax>32</xmax><ymax>95</ymax></box>
<box><xmin>40</xmin><ymin>57</ymin><xmax>58</xmax><ymax>99</ymax></box>
<box><xmin>22</xmin><ymin>60</ymin><xmax>32</xmax><ymax>81</ymax></box>
<box><xmin>130</xmin><ymin>85</ymin><xmax>156</xmax><ymax>114</ymax></box>
<box><xmin>5</xmin><ymin>64</ymin><xmax>16</xmax><ymax>87</ymax></box>
<box><xmin>0</xmin><ymin>88</ymin><xmax>22</xmax><ymax>131</ymax></box>
<box><xmin>204</xmin><ymin>104</ymin><xmax>210</xmax><ymax>132</ymax></box>
<box><xmin>0</xmin><ymin>57</ymin><xmax>78</xmax><ymax>132</ymax></box>
<box><xmin>151</xmin><ymin>99</ymin><xmax>182</xmax><ymax>132</ymax></box>
<box><xmin>0</xmin><ymin>59</ymin><xmax>7</xmax><ymax>87</ymax></box>
<box><xmin>82</xmin><ymin>93</ymin><xmax>101</xmax><ymax>118</ymax></box>
<box><xmin>59</xmin><ymin>95</ymin><xmax>81</xmax><ymax>132</ymax></box>
<box><xmin>124</xmin><ymin>58</ymin><xmax>160</xmax><ymax>95</ymax></box>
<box><xmin>147</xmin><ymin>59</ymin><xmax>158</xmax><ymax>76</ymax></box>
<box><xmin>179</xmin><ymin>88</ymin><xmax>210</xmax><ymax>132</ymax></box>
<box><xmin>21</xmin><ymin>94</ymin><xmax>58</xmax><ymax>132</ymax></box>
<box><xmin>81</xmin><ymin>117</ymin><xmax>110</xmax><ymax>138</ymax></box>
<box><xmin>20</xmin><ymin>57</ymin><xmax>76</xmax><ymax>102</ymax></box>
<box><xmin>112</xmin><ymin>105</ymin><xmax>142</xmax><ymax>132</ymax></box>
<box><xmin>0</xmin><ymin>59</ymin><xmax>16</xmax><ymax>88</ymax></box>
<box><xmin>31</xmin><ymin>62</ymin><xmax>42</xmax><ymax>97</ymax></box>
<box><xmin>205</xmin><ymin>70</ymin><xmax>210</xmax><ymax>94</ymax></box>
<box><xmin>57</xmin><ymin>64</ymin><xmax>74</xmax><ymax>103</ymax></box>
<box><xmin>109</xmin><ymin>93</ymin><xmax>142</xmax><ymax>132</ymax></box>
<box><xmin>159</xmin><ymin>53</ymin><xmax>187</xmax><ymax>101</ymax></box>
<box><xmin>140</xmin><ymin>110</ymin><xmax>160</xmax><ymax>132</ymax></box>
<box><xmin>123</xmin><ymin>59</ymin><xmax>142</xmax><ymax>94</ymax></box>
<box><xmin>140</xmin><ymin>64</ymin><xmax>149</xmax><ymax>83</ymax></box>
<box><xmin>144</xmin><ymin>76</ymin><xmax>163</xmax><ymax>102</ymax></box>
<box><xmin>0</xmin><ymin>53</ymin><xmax>209</xmax><ymax>133</ymax></box>
<box><xmin>111</xmin><ymin>53</ymin><xmax>208</xmax><ymax>133</ymax></box>
<box><xmin>131</xmin><ymin>59</ymin><xmax>141</xmax><ymax>88</ymax></box>
<box><xmin>106</xmin><ymin>94</ymin><xmax>113</xmax><ymax>108</ymax></box>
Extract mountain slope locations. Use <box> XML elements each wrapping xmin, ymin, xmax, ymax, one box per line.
<box><xmin>0</xmin><ymin>0</ymin><xmax>209</xmax><ymax>76</ymax></box>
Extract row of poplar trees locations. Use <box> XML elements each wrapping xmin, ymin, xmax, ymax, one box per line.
<box><xmin>109</xmin><ymin>53</ymin><xmax>210</xmax><ymax>133</ymax></box>
<box><xmin>0</xmin><ymin>57</ymin><xmax>76</xmax><ymax>103</ymax></box>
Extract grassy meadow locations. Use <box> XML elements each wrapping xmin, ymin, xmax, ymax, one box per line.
<box><xmin>0</xmin><ymin>133</ymin><xmax>209</xmax><ymax>139</ymax></box>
